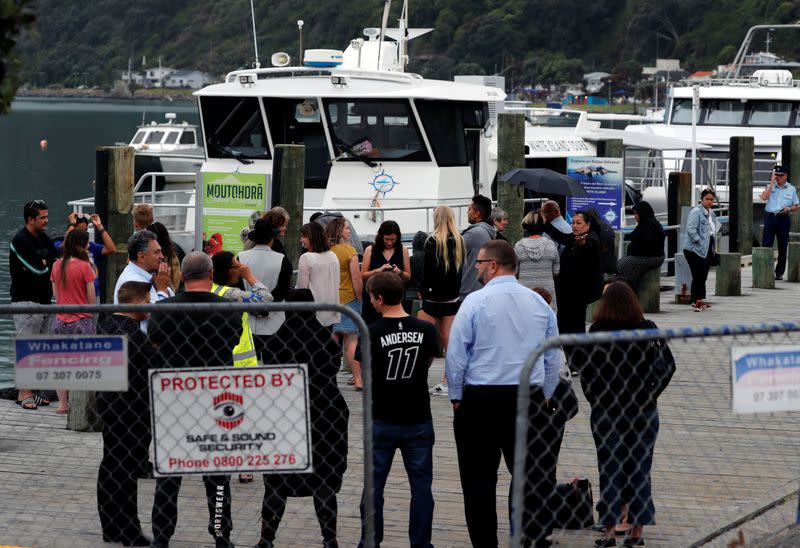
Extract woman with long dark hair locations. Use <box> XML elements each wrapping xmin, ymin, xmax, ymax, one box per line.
<box><xmin>256</xmin><ymin>289</ymin><xmax>349</xmax><ymax>548</ymax></box>
<box><xmin>297</xmin><ymin>222</ymin><xmax>340</xmax><ymax>328</ymax></box>
<box><xmin>543</xmin><ymin>210</ymin><xmax>603</xmax><ymax>334</ymax></box>
<box><xmin>578</xmin><ymin>282</ymin><xmax>674</xmax><ymax>548</ymax></box>
<box><xmin>617</xmin><ymin>201</ymin><xmax>665</xmax><ymax>291</ymax></box>
<box><xmin>360</xmin><ymin>220</ymin><xmax>410</xmax><ymax>325</ymax></box>
<box><xmin>50</xmin><ymin>229</ymin><xmax>96</xmax><ymax>414</ymax></box>
<box><xmin>147</xmin><ymin>221</ymin><xmax>182</xmax><ymax>292</ymax></box>
<box><xmin>682</xmin><ymin>189</ymin><xmax>718</xmax><ymax>311</ymax></box>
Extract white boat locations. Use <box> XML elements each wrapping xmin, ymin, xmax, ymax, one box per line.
<box><xmin>193</xmin><ymin>2</ymin><xmax>503</xmax><ymax>239</ymax></box>
<box><xmin>130</xmin><ymin>113</ymin><xmax>205</xmax><ymax>185</ymax></box>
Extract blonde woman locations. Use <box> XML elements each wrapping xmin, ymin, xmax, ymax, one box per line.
<box><xmin>419</xmin><ymin>206</ymin><xmax>465</xmax><ymax>396</ymax></box>
<box><xmin>326</xmin><ymin>217</ymin><xmax>365</xmax><ymax>390</ymax></box>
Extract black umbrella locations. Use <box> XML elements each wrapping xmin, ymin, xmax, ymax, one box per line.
<box><xmin>498</xmin><ymin>168</ymin><xmax>588</xmax><ymax>197</ymax></box>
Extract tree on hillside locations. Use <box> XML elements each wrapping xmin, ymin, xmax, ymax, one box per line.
<box><xmin>0</xmin><ymin>0</ymin><xmax>34</xmax><ymax>114</ymax></box>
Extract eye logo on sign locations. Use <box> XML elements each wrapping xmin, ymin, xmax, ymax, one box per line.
<box><xmin>213</xmin><ymin>392</ymin><xmax>245</xmax><ymax>429</ymax></box>
<box><xmin>369</xmin><ymin>170</ymin><xmax>399</xmax><ymax>196</ymax></box>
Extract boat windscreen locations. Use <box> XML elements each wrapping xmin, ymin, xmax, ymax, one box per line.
<box><xmin>163</xmin><ymin>131</ymin><xmax>179</xmax><ymax>145</ymax></box>
<box><xmin>323</xmin><ymin>99</ymin><xmax>430</xmax><ymax>162</ymax></box>
<box><xmin>131</xmin><ymin>130</ymin><xmax>146</xmax><ymax>145</ymax></box>
<box><xmin>145</xmin><ymin>131</ymin><xmax>165</xmax><ymax>144</ymax></box>
<box><xmin>670</xmin><ymin>99</ymin><xmax>699</xmax><ymax>125</ymax></box>
<box><xmin>179</xmin><ymin>131</ymin><xmax>196</xmax><ymax>145</ymax></box>
<box><xmin>200</xmin><ymin>96</ymin><xmax>271</xmax><ymax>160</ymax></box>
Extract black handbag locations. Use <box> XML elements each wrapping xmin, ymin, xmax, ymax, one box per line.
<box><xmin>547</xmin><ymin>377</ymin><xmax>579</xmax><ymax>426</ymax></box>
<box><xmin>549</xmin><ymin>477</ymin><xmax>595</xmax><ymax>529</ymax></box>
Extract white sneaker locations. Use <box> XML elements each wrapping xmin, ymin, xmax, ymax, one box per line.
<box><xmin>430</xmin><ymin>382</ymin><xmax>449</xmax><ymax>396</ymax></box>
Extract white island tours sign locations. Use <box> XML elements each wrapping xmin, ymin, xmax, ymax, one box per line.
<box><xmin>149</xmin><ymin>365</ymin><xmax>312</xmax><ymax>476</ymax></box>
<box><xmin>731</xmin><ymin>346</ymin><xmax>800</xmax><ymax>414</ymax></box>
<box><xmin>15</xmin><ymin>335</ymin><xmax>128</xmax><ymax>391</ymax></box>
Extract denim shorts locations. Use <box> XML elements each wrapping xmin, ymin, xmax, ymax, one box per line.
<box><xmin>332</xmin><ymin>299</ymin><xmax>361</xmax><ymax>334</ymax></box>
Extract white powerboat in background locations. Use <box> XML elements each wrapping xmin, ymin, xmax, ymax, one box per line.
<box><xmin>129</xmin><ymin>112</ymin><xmax>204</xmax><ymax>187</ymax></box>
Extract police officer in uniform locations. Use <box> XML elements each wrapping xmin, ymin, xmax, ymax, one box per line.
<box><xmin>760</xmin><ymin>164</ymin><xmax>800</xmax><ymax>280</ymax></box>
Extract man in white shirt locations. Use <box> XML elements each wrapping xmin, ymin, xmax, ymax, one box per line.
<box><xmin>114</xmin><ymin>231</ymin><xmax>173</xmax><ymax>331</ymax></box>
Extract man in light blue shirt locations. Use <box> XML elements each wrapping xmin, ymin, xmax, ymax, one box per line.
<box><xmin>114</xmin><ymin>230</ymin><xmax>174</xmax><ymax>332</ymax></box>
<box><xmin>445</xmin><ymin>239</ymin><xmax>560</xmax><ymax>548</ymax></box>
<box><xmin>760</xmin><ymin>164</ymin><xmax>800</xmax><ymax>280</ymax></box>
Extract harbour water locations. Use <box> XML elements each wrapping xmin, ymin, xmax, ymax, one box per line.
<box><xmin>0</xmin><ymin>98</ymin><xmax>199</xmax><ymax>387</ymax></box>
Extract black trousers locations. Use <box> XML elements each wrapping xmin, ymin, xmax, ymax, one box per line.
<box><xmin>453</xmin><ymin>385</ymin><xmax>561</xmax><ymax>547</ymax></box>
<box><xmin>96</xmin><ymin>396</ymin><xmax>151</xmax><ymax>542</ymax></box>
<box><xmin>763</xmin><ymin>212</ymin><xmax>791</xmax><ymax>276</ymax></box>
<box><xmin>259</xmin><ymin>484</ymin><xmax>338</xmax><ymax>544</ymax></box>
<box><xmin>684</xmin><ymin>248</ymin><xmax>711</xmax><ymax>301</ymax></box>
<box><xmin>152</xmin><ymin>475</ymin><xmax>232</xmax><ymax>542</ymax></box>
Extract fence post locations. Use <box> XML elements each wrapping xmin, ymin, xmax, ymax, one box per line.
<box><xmin>496</xmin><ymin>113</ymin><xmax>525</xmax><ymax>244</ymax></box>
<box><xmin>667</xmin><ymin>172</ymin><xmax>692</xmax><ymax>276</ymax></box>
<box><xmin>752</xmin><ymin>247</ymin><xmax>776</xmax><ymax>289</ymax></box>
<box><xmin>715</xmin><ymin>252</ymin><xmax>742</xmax><ymax>296</ymax></box>
<box><xmin>781</xmin><ymin>136</ymin><xmax>800</xmax><ymax>239</ymax></box>
<box><xmin>729</xmin><ymin>137</ymin><xmax>754</xmax><ymax>254</ymax></box>
<box><xmin>787</xmin><ymin>242</ymin><xmax>800</xmax><ymax>283</ymax></box>
<box><xmin>273</xmin><ymin>145</ymin><xmax>305</xmax><ymax>271</ymax></box>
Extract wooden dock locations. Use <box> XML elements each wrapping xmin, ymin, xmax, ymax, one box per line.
<box><xmin>1</xmin><ymin>266</ymin><xmax>799</xmax><ymax>547</ymax></box>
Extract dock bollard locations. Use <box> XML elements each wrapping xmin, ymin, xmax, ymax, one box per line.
<box><xmin>752</xmin><ymin>247</ymin><xmax>775</xmax><ymax>289</ymax></box>
<box><xmin>787</xmin><ymin>242</ymin><xmax>800</xmax><ymax>283</ymax></box>
<box><xmin>637</xmin><ymin>268</ymin><xmax>661</xmax><ymax>313</ymax></box>
<box><xmin>715</xmin><ymin>253</ymin><xmax>742</xmax><ymax>296</ymax></box>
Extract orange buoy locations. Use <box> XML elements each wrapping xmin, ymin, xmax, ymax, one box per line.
<box><xmin>40</xmin><ymin>139</ymin><xmax>48</xmax><ymax>151</ymax></box>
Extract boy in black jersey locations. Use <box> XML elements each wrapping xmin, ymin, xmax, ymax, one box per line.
<box><xmin>357</xmin><ymin>272</ymin><xmax>439</xmax><ymax>548</ymax></box>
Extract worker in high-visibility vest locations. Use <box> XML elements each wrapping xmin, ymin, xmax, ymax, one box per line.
<box><xmin>210</xmin><ymin>252</ymin><xmax>273</xmax><ymax>367</ymax></box>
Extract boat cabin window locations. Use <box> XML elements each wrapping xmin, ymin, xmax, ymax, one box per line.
<box><xmin>145</xmin><ymin>131</ymin><xmax>165</xmax><ymax>144</ymax></box>
<box><xmin>200</xmin><ymin>96</ymin><xmax>271</xmax><ymax>160</ymax></box>
<box><xmin>704</xmin><ymin>100</ymin><xmax>745</xmax><ymax>126</ymax></box>
<box><xmin>131</xmin><ymin>130</ymin><xmax>146</xmax><ymax>145</ymax></box>
<box><xmin>748</xmin><ymin>101</ymin><xmax>792</xmax><ymax>127</ymax></box>
<box><xmin>264</xmin><ymin>98</ymin><xmax>330</xmax><ymax>189</ymax></box>
<box><xmin>323</xmin><ymin>99</ymin><xmax>430</xmax><ymax>162</ymax></box>
<box><xmin>163</xmin><ymin>131</ymin><xmax>179</xmax><ymax>145</ymax></box>
<box><xmin>179</xmin><ymin>130</ymin><xmax>196</xmax><ymax>145</ymax></box>
<box><xmin>416</xmin><ymin>100</ymin><xmax>488</xmax><ymax>167</ymax></box>
<box><xmin>670</xmin><ymin>99</ymin><xmax>699</xmax><ymax>125</ymax></box>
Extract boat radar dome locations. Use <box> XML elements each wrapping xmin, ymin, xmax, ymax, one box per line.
<box><xmin>303</xmin><ymin>49</ymin><xmax>344</xmax><ymax>68</ymax></box>
<box><xmin>271</xmin><ymin>52</ymin><xmax>291</xmax><ymax>67</ymax></box>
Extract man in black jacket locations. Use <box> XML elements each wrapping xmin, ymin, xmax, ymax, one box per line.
<box><xmin>96</xmin><ymin>280</ymin><xmax>155</xmax><ymax>547</ymax></box>
<box><xmin>10</xmin><ymin>199</ymin><xmax>58</xmax><ymax>410</ymax></box>
<box><xmin>148</xmin><ymin>251</ymin><xmax>243</xmax><ymax>548</ymax></box>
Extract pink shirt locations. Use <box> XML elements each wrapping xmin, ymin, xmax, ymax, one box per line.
<box><xmin>50</xmin><ymin>258</ymin><xmax>96</xmax><ymax>322</ymax></box>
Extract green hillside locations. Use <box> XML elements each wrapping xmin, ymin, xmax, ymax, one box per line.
<box><xmin>13</xmin><ymin>0</ymin><xmax>800</xmax><ymax>89</ymax></box>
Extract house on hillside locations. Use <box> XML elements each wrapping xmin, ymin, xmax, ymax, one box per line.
<box><xmin>121</xmin><ymin>71</ymin><xmax>144</xmax><ymax>85</ymax></box>
<box><xmin>164</xmin><ymin>70</ymin><xmax>213</xmax><ymax>89</ymax></box>
<box><xmin>583</xmin><ymin>71</ymin><xmax>610</xmax><ymax>93</ymax></box>
<box><xmin>144</xmin><ymin>67</ymin><xmax>175</xmax><ymax>88</ymax></box>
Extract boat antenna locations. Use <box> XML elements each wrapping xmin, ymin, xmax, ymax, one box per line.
<box><xmin>376</xmin><ymin>0</ymin><xmax>392</xmax><ymax>70</ymax></box>
<box><xmin>398</xmin><ymin>0</ymin><xmax>409</xmax><ymax>71</ymax></box>
<box><xmin>249</xmin><ymin>0</ymin><xmax>261</xmax><ymax>68</ymax></box>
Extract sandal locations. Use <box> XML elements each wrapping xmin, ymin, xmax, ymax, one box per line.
<box><xmin>622</xmin><ymin>538</ymin><xmax>645</xmax><ymax>547</ymax></box>
<box><xmin>347</xmin><ymin>377</ymin><xmax>355</xmax><ymax>385</ymax></box>
<box><xmin>594</xmin><ymin>537</ymin><xmax>616</xmax><ymax>548</ymax></box>
<box><xmin>16</xmin><ymin>397</ymin><xmax>38</xmax><ymax>410</ymax></box>
<box><xmin>34</xmin><ymin>394</ymin><xmax>50</xmax><ymax>406</ymax></box>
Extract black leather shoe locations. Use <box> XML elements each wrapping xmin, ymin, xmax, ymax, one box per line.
<box><xmin>122</xmin><ymin>534</ymin><xmax>153</xmax><ymax>547</ymax></box>
<box><xmin>215</xmin><ymin>538</ymin><xmax>235</xmax><ymax>548</ymax></box>
<box><xmin>776</xmin><ymin>274</ymin><xmax>784</xmax><ymax>280</ymax></box>
<box><xmin>150</xmin><ymin>541</ymin><xmax>168</xmax><ymax>548</ymax></box>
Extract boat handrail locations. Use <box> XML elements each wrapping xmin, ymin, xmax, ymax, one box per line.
<box><xmin>675</xmin><ymin>77</ymin><xmax>800</xmax><ymax>88</ymax></box>
<box><xmin>224</xmin><ymin>66</ymin><xmax>424</xmax><ymax>84</ymax></box>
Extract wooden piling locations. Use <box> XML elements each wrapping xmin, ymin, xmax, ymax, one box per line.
<box><xmin>273</xmin><ymin>145</ymin><xmax>305</xmax><ymax>271</ymax></box>
<box><xmin>596</xmin><ymin>139</ymin><xmax>624</xmax><ymax>158</ymax></box>
<box><xmin>637</xmin><ymin>267</ymin><xmax>661</xmax><ymax>313</ymax></box>
<box><xmin>496</xmin><ymin>113</ymin><xmax>525</xmax><ymax>244</ymax></box>
<box><xmin>667</xmin><ymin>172</ymin><xmax>692</xmax><ymax>276</ymax></box>
<box><xmin>787</xmin><ymin>242</ymin><xmax>800</xmax><ymax>283</ymax></box>
<box><xmin>68</xmin><ymin>146</ymin><xmax>135</xmax><ymax>433</ymax></box>
<box><xmin>729</xmin><ymin>137</ymin><xmax>754</xmax><ymax>254</ymax></box>
<box><xmin>715</xmin><ymin>252</ymin><xmax>742</xmax><ymax>296</ymax></box>
<box><xmin>752</xmin><ymin>247</ymin><xmax>775</xmax><ymax>289</ymax></box>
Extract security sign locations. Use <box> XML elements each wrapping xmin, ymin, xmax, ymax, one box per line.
<box><xmin>150</xmin><ymin>365</ymin><xmax>312</xmax><ymax>476</ymax></box>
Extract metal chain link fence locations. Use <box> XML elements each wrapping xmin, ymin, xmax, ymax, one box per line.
<box><xmin>511</xmin><ymin>322</ymin><xmax>800</xmax><ymax>548</ymax></box>
<box><xmin>0</xmin><ymin>301</ymin><xmax>375</xmax><ymax>548</ymax></box>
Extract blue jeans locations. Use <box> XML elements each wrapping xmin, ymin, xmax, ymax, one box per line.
<box><xmin>359</xmin><ymin>420</ymin><xmax>434</xmax><ymax>548</ymax></box>
<box><xmin>763</xmin><ymin>212</ymin><xmax>791</xmax><ymax>276</ymax></box>
<box><xmin>590</xmin><ymin>408</ymin><xmax>659</xmax><ymax>526</ymax></box>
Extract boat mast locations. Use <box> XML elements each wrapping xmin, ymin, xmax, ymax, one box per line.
<box><xmin>249</xmin><ymin>0</ymin><xmax>261</xmax><ymax>68</ymax></box>
<box><xmin>376</xmin><ymin>0</ymin><xmax>392</xmax><ymax>70</ymax></box>
<box><xmin>398</xmin><ymin>0</ymin><xmax>409</xmax><ymax>71</ymax></box>
<box><xmin>727</xmin><ymin>22</ymin><xmax>800</xmax><ymax>80</ymax></box>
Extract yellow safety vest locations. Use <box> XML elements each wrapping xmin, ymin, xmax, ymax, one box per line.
<box><xmin>211</xmin><ymin>283</ymin><xmax>258</xmax><ymax>367</ymax></box>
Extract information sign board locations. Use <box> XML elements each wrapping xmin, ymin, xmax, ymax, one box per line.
<box><xmin>566</xmin><ymin>156</ymin><xmax>625</xmax><ymax>229</ymax></box>
<box><xmin>201</xmin><ymin>172</ymin><xmax>267</xmax><ymax>253</ymax></box>
<box><xmin>731</xmin><ymin>345</ymin><xmax>800</xmax><ymax>414</ymax></box>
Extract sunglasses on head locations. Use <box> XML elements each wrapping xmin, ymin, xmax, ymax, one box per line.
<box><xmin>25</xmin><ymin>199</ymin><xmax>47</xmax><ymax>209</ymax></box>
